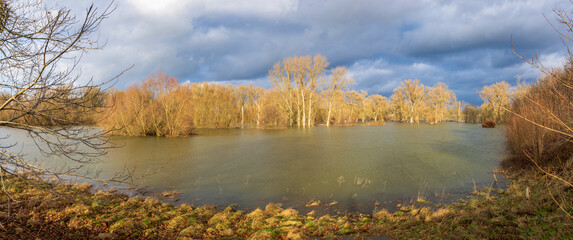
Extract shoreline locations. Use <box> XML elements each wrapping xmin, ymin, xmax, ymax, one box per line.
<box><xmin>95</xmin><ymin>170</ymin><xmax>507</xmax><ymax>217</ymax></box>
<box><xmin>2</xmin><ymin>168</ymin><xmax>569</xmax><ymax>239</ymax></box>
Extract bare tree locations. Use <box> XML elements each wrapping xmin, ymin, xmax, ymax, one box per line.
<box><xmin>479</xmin><ymin>81</ymin><xmax>512</xmax><ymax>123</ymax></box>
<box><xmin>369</xmin><ymin>94</ymin><xmax>389</xmax><ymax>122</ymax></box>
<box><xmin>325</xmin><ymin>66</ymin><xmax>353</xmax><ymax>127</ymax></box>
<box><xmin>462</xmin><ymin>105</ymin><xmax>480</xmax><ymax>123</ymax></box>
<box><xmin>269</xmin><ymin>57</ymin><xmax>296</xmax><ymax>127</ymax></box>
<box><xmin>394</xmin><ymin>79</ymin><xmax>428</xmax><ymax>123</ymax></box>
<box><xmin>268</xmin><ymin>55</ymin><xmax>328</xmax><ymax>127</ymax></box>
<box><xmin>0</xmin><ymin>1</ymin><xmax>129</xmax><ymax>183</ymax></box>
<box><xmin>390</xmin><ymin>89</ymin><xmax>408</xmax><ymax>122</ymax></box>
<box><xmin>426</xmin><ymin>82</ymin><xmax>456</xmax><ymax>124</ymax></box>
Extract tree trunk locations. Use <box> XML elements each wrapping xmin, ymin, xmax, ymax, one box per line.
<box><xmin>307</xmin><ymin>91</ymin><xmax>313</xmax><ymax>127</ymax></box>
<box><xmin>339</xmin><ymin>105</ymin><xmax>342</xmax><ymax>124</ymax></box>
<box><xmin>326</xmin><ymin>101</ymin><xmax>332</xmax><ymax>127</ymax></box>
<box><xmin>301</xmin><ymin>90</ymin><xmax>306</xmax><ymax>128</ymax></box>
<box><xmin>256</xmin><ymin>103</ymin><xmax>261</xmax><ymax>126</ymax></box>
<box><xmin>296</xmin><ymin>91</ymin><xmax>301</xmax><ymax>127</ymax></box>
<box><xmin>349</xmin><ymin>105</ymin><xmax>354</xmax><ymax>123</ymax></box>
<box><xmin>409</xmin><ymin>104</ymin><xmax>415</xmax><ymax>123</ymax></box>
<box><xmin>241</xmin><ymin>105</ymin><xmax>244</xmax><ymax>128</ymax></box>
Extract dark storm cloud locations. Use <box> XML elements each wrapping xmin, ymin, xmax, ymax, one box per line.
<box><xmin>62</xmin><ymin>0</ymin><xmax>571</xmax><ymax>103</ymax></box>
<box><xmin>399</xmin><ymin>1</ymin><xmax>560</xmax><ymax>56</ymax></box>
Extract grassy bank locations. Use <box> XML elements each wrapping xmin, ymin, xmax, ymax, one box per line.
<box><xmin>0</xmin><ymin>169</ymin><xmax>570</xmax><ymax>239</ymax></box>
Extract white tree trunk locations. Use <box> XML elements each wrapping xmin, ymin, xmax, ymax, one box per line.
<box><xmin>308</xmin><ymin>91</ymin><xmax>313</xmax><ymax>127</ymax></box>
<box><xmin>256</xmin><ymin>103</ymin><xmax>261</xmax><ymax>126</ymax></box>
<box><xmin>241</xmin><ymin>105</ymin><xmax>244</xmax><ymax>128</ymax></box>
<box><xmin>326</xmin><ymin>103</ymin><xmax>332</xmax><ymax>127</ymax></box>
<box><xmin>301</xmin><ymin>91</ymin><xmax>306</xmax><ymax>128</ymax></box>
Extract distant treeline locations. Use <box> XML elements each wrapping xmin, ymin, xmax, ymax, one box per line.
<box><xmin>0</xmin><ymin>55</ymin><xmax>519</xmax><ymax>137</ymax></box>
<box><xmin>0</xmin><ymin>86</ymin><xmax>104</xmax><ymax>127</ymax></box>
<box><xmin>97</xmin><ymin>55</ymin><xmax>520</xmax><ymax>136</ymax></box>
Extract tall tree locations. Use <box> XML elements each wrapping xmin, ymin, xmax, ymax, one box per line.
<box><xmin>269</xmin><ymin>57</ymin><xmax>296</xmax><ymax>126</ymax></box>
<box><xmin>390</xmin><ymin>90</ymin><xmax>408</xmax><ymax>122</ymax></box>
<box><xmin>268</xmin><ymin>55</ymin><xmax>328</xmax><ymax>127</ymax></box>
<box><xmin>369</xmin><ymin>94</ymin><xmax>389</xmax><ymax>122</ymax></box>
<box><xmin>359</xmin><ymin>90</ymin><xmax>368</xmax><ymax>122</ymax></box>
<box><xmin>325</xmin><ymin>66</ymin><xmax>354</xmax><ymax>126</ymax></box>
<box><xmin>306</xmin><ymin>55</ymin><xmax>328</xmax><ymax>127</ymax></box>
<box><xmin>394</xmin><ymin>79</ymin><xmax>428</xmax><ymax>123</ymax></box>
<box><xmin>479</xmin><ymin>81</ymin><xmax>512</xmax><ymax>123</ymax></box>
<box><xmin>463</xmin><ymin>105</ymin><xmax>480</xmax><ymax>123</ymax></box>
<box><xmin>345</xmin><ymin>90</ymin><xmax>363</xmax><ymax>123</ymax></box>
<box><xmin>426</xmin><ymin>82</ymin><xmax>455</xmax><ymax>124</ymax></box>
<box><xmin>235</xmin><ymin>85</ymin><xmax>249</xmax><ymax>128</ymax></box>
<box><xmin>246</xmin><ymin>85</ymin><xmax>265</xmax><ymax>127</ymax></box>
<box><xmin>454</xmin><ymin>100</ymin><xmax>463</xmax><ymax>122</ymax></box>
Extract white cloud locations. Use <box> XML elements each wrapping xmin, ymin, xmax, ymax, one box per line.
<box><xmin>410</xmin><ymin>63</ymin><xmax>435</xmax><ymax>72</ymax></box>
<box><xmin>350</xmin><ymin>59</ymin><xmax>393</xmax><ymax>76</ymax></box>
<box><xmin>126</xmin><ymin>0</ymin><xmax>189</xmax><ymax>15</ymax></box>
<box><xmin>508</xmin><ymin>52</ymin><xmax>567</xmax><ymax>83</ymax></box>
<box><xmin>125</xmin><ymin>0</ymin><xmax>298</xmax><ymax>18</ymax></box>
<box><xmin>201</xmin><ymin>0</ymin><xmax>298</xmax><ymax>16</ymax></box>
<box><xmin>538</xmin><ymin>52</ymin><xmax>568</xmax><ymax>70</ymax></box>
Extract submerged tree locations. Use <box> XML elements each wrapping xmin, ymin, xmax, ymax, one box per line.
<box><xmin>393</xmin><ymin>79</ymin><xmax>428</xmax><ymax>123</ymax></box>
<box><xmin>462</xmin><ymin>105</ymin><xmax>480</xmax><ymax>123</ymax></box>
<box><xmin>325</xmin><ymin>66</ymin><xmax>353</xmax><ymax>126</ymax></box>
<box><xmin>479</xmin><ymin>81</ymin><xmax>512</xmax><ymax>123</ymax></box>
<box><xmin>102</xmin><ymin>72</ymin><xmax>194</xmax><ymax>137</ymax></box>
<box><xmin>426</xmin><ymin>82</ymin><xmax>456</xmax><ymax>124</ymax></box>
<box><xmin>0</xmin><ymin>1</ymin><xmax>128</xmax><ymax>182</ymax></box>
<box><xmin>369</xmin><ymin>94</ymin><xmax>389</xmax><ymax>122</ymax></box>
<box><xmin>268</xmin><ymin>55</ymin><xmax>328</xmax><ymax>127</ymax></box>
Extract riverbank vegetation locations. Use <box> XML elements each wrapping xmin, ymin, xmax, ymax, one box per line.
<box><xmin>500</xmin><ymin>4</ymin><xmax>573</xmax><ymax>234</ymax></box>
<box><xmin>1</xmin><ymin>168</ymin><xmax>571</xmax><ymax>239</ymax></box>
<box><xmin>96</xmin><ymin>64</ymin><xmax>516</xmax><ymax>136</ymax></box>
<box><xmin>503</xmin><ymin>54</ymin><xmax>573</xmax><ymax>221</ymax></box>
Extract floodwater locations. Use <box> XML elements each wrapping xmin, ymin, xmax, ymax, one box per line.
<box><xmin>4</xmin><ymin>122</ymin><xmax>508</xmax><ymax>214</ymax></box>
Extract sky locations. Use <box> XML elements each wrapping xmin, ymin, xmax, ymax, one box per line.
<box><xmin>54</xmin><ymin>0</ymin><xmax>571</xmax><ymax>104</ymax></box>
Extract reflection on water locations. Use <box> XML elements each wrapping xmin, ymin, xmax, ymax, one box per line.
<box><xmin>3</xmin><ymin>122</ymin><xmax>507</xmax><ymax>213</ymax></box>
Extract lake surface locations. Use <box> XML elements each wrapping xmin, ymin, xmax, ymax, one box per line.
<box><xmin>6</xmin><ymin>122</ymin><xmax>507</xmax><ymax>214</ymax></box>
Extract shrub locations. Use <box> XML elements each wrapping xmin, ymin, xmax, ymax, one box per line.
<box><xmin>99</xmin><ymin>72</ymin><xmax>194</xmax><ymax>137</ymax></box>
<box><xmin>505</xmin><ymin>64</ymin><xmax>573</xmax><ymax>168</ymax></box>
<box><xmin>481</xmin><ymin>120</ymin><xmax>496</xmax><ymax>128</ymax></box>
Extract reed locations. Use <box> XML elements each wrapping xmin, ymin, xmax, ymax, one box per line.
<box><xmin>337</xmin><ymin>176</ymin><xmax>345</xmax><ymax>187</ymax></box>
<box><xmin>244</xmin><ymin>174</ymin><xmax>251</xmax><ymax>186</ymax></box>
<box><xmin>216</xmin><ymin>174</ymin><xmax>222</xmax><ymax>196</ymax></box>
<box><xmin>416</xmin><ymin>180</ymin><xmax>428</xmax><ymax>203</ymax></box>
<box><xmin>353</xmin><ymin>176</ymin><xmax>372</xmax><ymax>188</ymax></box>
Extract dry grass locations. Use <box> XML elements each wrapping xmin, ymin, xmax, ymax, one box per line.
<box><xmin>0</xmin><ymin>171</ymin><xmax>571</xmax><ymax>239</ymax></box>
